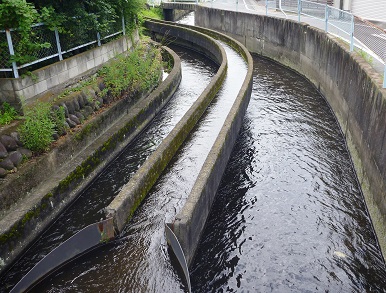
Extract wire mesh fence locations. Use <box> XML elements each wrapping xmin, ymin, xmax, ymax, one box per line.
<box><xmin>354</xmin><ymin>17</ymin><xmax>386</xmax><ymax>63</ymax></box>
<box><xmin>0</xmin><ymin>17</ymin><xmax>125</xmax><ymax>78</ymax></box>
<box><xmin>262</xmin><ymin>0</ymin><xmax>385</xmax><ymax>86</ymax></box>
<box><xmin>12</xmin><ymin>24</ymin><xmax>60</xmax><ymax>70</ymax></box>
<box><xmin>0</xmin><ymin>31</ymin><xmax>10</xmax><ymax>71</ymax></box>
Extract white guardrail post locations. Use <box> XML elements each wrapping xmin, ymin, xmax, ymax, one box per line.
<box><xmin>97</xmin><ymin>32</ymin><xmax>101</xmax><ymax>47</ymax></box>
<box><xmin>5</xmin><ymin>29</ymin><xmax>19</xmax><ymax>78</ymax></box>
<box><xmin>54</xmin><ymin>28</ymin><xmax>63</xmax><ymax>61</ymax></box>
<box><xmin>297</xmin><ymin>0</ymin><xmax>301</xmax><ymax>22</ymax></box>
<box><xmin>383</xmin><ymin>64</ymin><xmax>386</xmax><ymax>88</ymax></box>
<box><xmin>324</xmin><ymin>5</ymin><xmax>328</xmax><ymax>32</ymax></box>
<box><xmin>265</xmin><ymin>0</ymin><xmax>268</xmax><ymax>16</ymax></box>
<box><xmin>122</xmin><ymin>16</ymin><xmax>126</xmax><ymax>36</ymax></box>
<box><xmin>350</xmin><ymin>14</ymin><xmax>354</xmax><ymax>52</ymax></box>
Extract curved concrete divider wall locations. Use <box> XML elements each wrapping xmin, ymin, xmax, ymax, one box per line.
<box><xmin>105</xmin><ymin>20</ymin><xmax>228</xmax><ymax>233</ymax></box>
<box><xmin>0</xmin><ymin>46</ymin><xmax>181</xmax><ymax>275</ymax></box>
<box><xmin>195</xmin><ymin>6</ymin><xmax>386</xmax><ymax>257</ymax></box>
<box><xmin>166</xmin><ymin>23</ymin><xmax>254</xmax><ymax>266</ymax></box>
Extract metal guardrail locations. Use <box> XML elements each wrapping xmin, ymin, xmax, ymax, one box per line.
<box><xmin>0</xmin><ymin>17</ymin><xmax>126</xmax><ymax>79</ymax></box>
<box><xmin>265</xmin><ymin>0</ymin><xmax>386</xmax><ymax>88</ymax></box>
<box><xmin>163</xmin><ymin>0</ymin><xmax>385</xmax><ymax>87</ymax></box>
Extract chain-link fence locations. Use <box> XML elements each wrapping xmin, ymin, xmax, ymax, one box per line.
<box><xmin>0</xmin><ymin>30</ymin><xmax>11</xmax><ymax>76</ymax></box>
<box><xmin>14</xmin><ymin>24</ymin><xmax>60</xmax><ymax>70</ymax></box>
<box><xmin>0</xmin><ymin>17</ymin><xmax>125</xmax><ymax>78</ymax></box>
<box><xmin>354</xmin><ymin>17</ymin><xmax>386</xmax><ymax>66</ymax></box>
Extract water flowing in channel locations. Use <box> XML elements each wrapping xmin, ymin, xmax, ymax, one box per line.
<box><xmin>1</xmin><ymin>14</ymin><xmax>385</xmax><ymax>292</ymax></box>
<box><xmin>0</xmin><ymin>46</ymin><xmax>218</xmax><ymax>292</ymax></box>
<box><xmin>28</xmin><ymin>40</ymin><xmax>247</xmax><ymax>292</ymax></box>
<box><xmin>190</xmin><ymin>55</ymin><xmax>386</xmax><ymax>292</ymax></box>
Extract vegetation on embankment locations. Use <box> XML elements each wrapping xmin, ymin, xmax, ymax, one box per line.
<box><xmin>0</xmin><ymin>41</ymin><xmax>162</xmax><ymax>178</ymax></box>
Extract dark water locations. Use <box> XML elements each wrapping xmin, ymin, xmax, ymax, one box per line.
<box><xmin>190</xmin><ymin>55</ymin><xmax>386</xmax><ymax>292</ymax></box>
<box><xmin>0</xmin><ymin>46</ymin><xmax>218</xmax><ymax>292</ymax></box>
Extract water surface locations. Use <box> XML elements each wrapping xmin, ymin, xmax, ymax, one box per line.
<box><xmin>190</xmin><ymin>54</ymin><xmax>386</xmax><ymax>292</ymax></box>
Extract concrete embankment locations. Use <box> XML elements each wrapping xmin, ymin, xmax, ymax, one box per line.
<box><xmin>168</xmin><ymin>23</ymin><xmax>254</xmax><ymax>266</ymax></box>
<box><xmin>0</xmin><ymin>45</ymin><xmax>182</xmax><ymax>274</ymax></box>
<box><xmin>195</xmin><ymin>6</ymin><xmax>386</xmax><ymax>258</ymax></box>
<box><xmin>105</xmin><ymin>20</ymin><xmax>228</xmax><ymax>232</ymax></box>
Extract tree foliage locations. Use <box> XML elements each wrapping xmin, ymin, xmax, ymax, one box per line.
<box><xmin>31</xmin><ymin>0</ymin><xmax>146</xmax><ymax>34</ymax></box>
<box><xmin>0</xmin><ymin>0</ymin><xmax>145</xmax><ymax>66</ymax></box>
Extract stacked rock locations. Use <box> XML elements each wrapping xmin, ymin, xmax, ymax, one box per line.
<box><xmin>0</xmin><ymin>83</ymin><xmax>107</xmax><ymax>179</ymax></box>
<box><xmin>0</xmin><ymin>134</ymin><xmax>32</xmax><ymax>178</ymax></box>
<box><xmin>60</xmin><ymin>88</ymin><xmax>104</xmax><ymax>130</ymax></box>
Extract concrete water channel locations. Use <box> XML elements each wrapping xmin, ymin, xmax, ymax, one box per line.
<box><xmin>2</xmin><ymin>13</ymin><xmax>386</xmax><ymax>292</ymax></box>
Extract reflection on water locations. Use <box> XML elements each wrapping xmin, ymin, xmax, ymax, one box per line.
<box><xmin>190</xmin><ymin>54</ymin><xmax>386</xmax><ymax>292</ymax></box>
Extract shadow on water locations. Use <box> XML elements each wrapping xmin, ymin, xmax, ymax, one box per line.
<box><xmin>190</xmin><ymin>54</ymin><xmax>386</xmax><ymax>292</ymax></box>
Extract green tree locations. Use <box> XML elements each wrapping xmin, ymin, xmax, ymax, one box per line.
<box><xmin>0</xmin><ymin>0</ymin><xmax>53</xmax><ymax>64</ymax></box>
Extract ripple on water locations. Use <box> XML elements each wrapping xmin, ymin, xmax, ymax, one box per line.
<box><xmin>190</xmin><ymin>55</ymin><xmax>386</xmax><ymax>292</ymax></box>
<box><xmin>0</xmin><ymin>45</ymin><xmax>218</xmax><ymax>292</ymax></box>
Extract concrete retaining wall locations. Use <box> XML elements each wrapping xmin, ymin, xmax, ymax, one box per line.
<box><xmin>163</xmin><ymin>8</ymin><xmax>192</xmax><ymax>22</ymax></box>
<box><xmin>0</xmin><ymin>31</ymin><xmax>139</xmax><ymax>110</ymax></box>
<box><xmin>0</xmin><ymin>46</ymin><xmax>181</xmax><ymax>275</ymax></box>
<box><xmin>106</xmin><ymin>20</ymin><xmax>227</xmax><ymax>232</ymax></box>
<box><xmin>169</xmin><ymin>24</ymin><xmax>254</xmax><ymax>266</ymax></box>
<box><xmin>195</xmin><ymin>6</ymin><xmax>386</xmax><ymax>257</ymax></box>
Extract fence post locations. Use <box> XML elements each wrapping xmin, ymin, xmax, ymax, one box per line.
<box><xmin>97</xmin><ymin>32</ymin><xmax>101</xmax><ymax>47</ymax></box>
<box><xmin>350</xmin><ymin>14</ymin><xmax>354</xmax><ymax>52</ymax></box>
<box><xmin>54</xmin><ymin>28</ymin><xmax>63</xmax><ymax>61</ymax></box>
<box><xmin>325</xmin><ymin>5</ymin><xmax>329</xmax><ymax>32</ymax></box>
<box><xmin>5</xmin><ymin>29</ymin><xmax>19</xmax><ymax>78</ymax></box>
<box><xmin>265</xmin><ymin>0</ymin><xmax>268</xmax><ymax>16</ymax></box>
<box><xmin>122</xmin><ymin>16</ymin><xmax>126</xmax><ymax>36</ymax></box>
<box><xmin>297</xmin><ymin>0</ymin><xmax>301</xmax><ymax>22</ymax></box>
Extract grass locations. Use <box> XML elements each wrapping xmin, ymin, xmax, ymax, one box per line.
<box><xmin>0</xmin><ymin>102</ymin><xmax>18</xmax><ymax>125</ymax></box>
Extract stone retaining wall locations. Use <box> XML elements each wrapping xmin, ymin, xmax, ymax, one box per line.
<box><xmin>195</xmin><ymin>6</ymin><xmax>386</xmax><ymax>258</ymax></box>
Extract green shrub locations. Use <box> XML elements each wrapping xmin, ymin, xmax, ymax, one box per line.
<box><xmin>18</xmin><ymin>102</ymin><xmax>55</xmax><ymax>152</ymax></box>
<box><xmin>98</xmin><ymin>43</ymin><xmax>162</xmax><ymax>98</ymax></box>
<box><xmin>51</xmin><ymin>106</ymin><xmax>67</xmax><ymax>135</ymax></box>
<box><xmin>139</xmin><ymin>7</ymin><xmax>164</xmax><ymax>21</ymax></box>
<box><xmin>0</xmin><ymin>102</ymin><xmax>18</xmax><ymax>125</ymax></box>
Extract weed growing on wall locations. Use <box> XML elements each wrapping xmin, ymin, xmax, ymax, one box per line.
<box><xmin>0</xmin><ymin>103</ymin><xmax>18</xmax><ymax>125</ymax></box>
<box><xmin>18</xmin><ymin>102</ymin><xmax>56</xmax><ymax>152</ymax></box>
<box><xmin>98</xmin><ymin>43</ymin><xmax>162</xmax><ymax>97</ymax></box>
<box><xmin>50</xmin><ymin>106</ymin><xmax>66</xmax><ymax>135</ymax></box>
<box><xmin>138</xmin><ymin>7</ymin><xmax>164</xmax><ymax>23</ymax></box>
<box><xmin>356</xmin><ymin>49</ymin><xmax>374</xmax><ymax>66</ymax></box>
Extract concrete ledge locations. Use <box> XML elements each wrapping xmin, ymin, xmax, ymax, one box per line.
<box><xmin>0</xmin><ymin>46</ymin><xmax>182</xmax><ymax>274</ymax></box>
<box><xmin>169</xmin><ymin>23</ymin><xmax>254</xmax><ymax>266</ymax></box>
<box><xmin>195</xmin><ymin>6</ymin><xmax>386</xmax><ymax>258</ymax></box>
<box><xmin>105</xmin><ymin>20</ymin><xmax>227</xmax><ymax>232</ymax></box>
<box><xmin>162</xmin><ymin>2</ymin><xmax>196</xmax><ymax>11</ymax></box>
